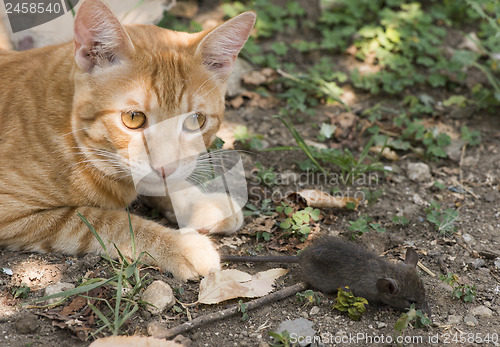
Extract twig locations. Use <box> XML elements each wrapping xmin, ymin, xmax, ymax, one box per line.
<box><xmin>417</xmin><ymin>261</ymin><xmax>436</xmax><ymax>277</ymax></box>
<box><xmin>149</xmin><ymin>282</ymin><xmax>308</xmax><ymax>339</ymax></box>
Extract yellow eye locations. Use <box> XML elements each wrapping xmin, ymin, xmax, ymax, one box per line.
<box><xmin>122</xmin><ymin>111</ymin><xmax>146</xmax><ymax>129</ymax></box>
<box><xmin>183</xmin><ymin>113</ymin><xmax>206</xmax><ymax>132</ymax></box>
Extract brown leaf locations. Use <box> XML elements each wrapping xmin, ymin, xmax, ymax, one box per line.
<box><xmin>369</xmin><ymin>146</ymin><xmax>399</xmax><ymax>161</ymax></box>
<box><xmin>242</xmin><ymin>68</ymin><xmax>277</xmax><ymax>86</ymax></box>
<box><xmin>288</xmin><ymin>189</ymin><xmax>360</xmax><ymax>209</ymax></box>
<box><xmin>61</xmin><ymin>296</ymin><xmax>87</xmax><ymax>316</ymax></box>
<box><xmin>198</xmin><ymin>268</ymin><xmax>289</xmax><ymax>304</ymax></box>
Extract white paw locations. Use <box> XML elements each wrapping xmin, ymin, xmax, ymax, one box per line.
<box><xmin>170</xmin><ymin>230</ymin><xmax>221</xmax><ymax>280</ymax></box>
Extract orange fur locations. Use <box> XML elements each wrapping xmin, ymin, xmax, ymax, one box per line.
<box><xmin>0</xmin><ymin>0</ymin><xmax>255</xmax><ymax>280</ymax></box>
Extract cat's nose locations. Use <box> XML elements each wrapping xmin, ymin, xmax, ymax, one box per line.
<box><xmin>151</xmin><ymin>165</ymin><xmax>176</xmax><ymax>178</ymax></box>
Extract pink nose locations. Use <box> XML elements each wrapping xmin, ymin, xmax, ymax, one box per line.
<box><xmin>151</xmin><ymin>165</ymin><xmax>176</xmax><ymax>178</ymax></box>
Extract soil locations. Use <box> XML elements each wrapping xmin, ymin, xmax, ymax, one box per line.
<box><xmin>2</xmin><ymin>13</ymin><xmax>500</xmax><ymax>347</ymax></box>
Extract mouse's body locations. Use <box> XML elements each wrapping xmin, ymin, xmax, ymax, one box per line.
<box><xmin>298</xmin><ymin>236</ymin><xmax>429</xmax><ymax>313</ymax></box>
<box><xmin>221</xmin><ymin>236</ymin><xmax>429</xmax><ymax>313</ymax></box>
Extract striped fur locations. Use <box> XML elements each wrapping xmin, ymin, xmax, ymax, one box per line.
<box><xmin>0</xmin><ymin>0</ymin><xmax>255</xmax><ymax>280</ymax></box>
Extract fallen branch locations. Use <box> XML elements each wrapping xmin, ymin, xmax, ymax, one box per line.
<box><xmin>149</xmin><ymin>282</ymin><xmax>308</xmax><ymax>339</ymax></box>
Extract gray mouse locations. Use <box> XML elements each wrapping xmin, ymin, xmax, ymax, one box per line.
<box><xmin>221</xmin><ymin>236</ymin><xmax>430</xmax><ymax>314</ymax></box>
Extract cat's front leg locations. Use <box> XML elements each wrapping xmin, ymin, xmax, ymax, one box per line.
<box><xmin>0</xmin><ymin>206</ymin><xmax>220</xmax><ymax>280</ymax></box>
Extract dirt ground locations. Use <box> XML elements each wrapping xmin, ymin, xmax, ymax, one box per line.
<box><xmin>0</xmin><ymin>94</ymin><xmax>499</xmax><ymax>346</ymax></box>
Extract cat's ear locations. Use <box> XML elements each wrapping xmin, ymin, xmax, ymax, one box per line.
<box><xmin>73</xmin><ymin>0</ymin><xmax>134</xmax><ymax>72</ymax></box>
<box><xmin>196</xmin><ymin>12</ymin><xmax>256</xmax><ymax>78</ymax></box>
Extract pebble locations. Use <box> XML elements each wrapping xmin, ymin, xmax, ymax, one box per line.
<box><xmin>44</xmin><ymin>282</ymin><xmax>75</xmax><ymax>305</ymax></box>
<box><xmin>275</xmin><ymin>318</ymin><xmax>316</xmax><ymax>347</ymax></box>
<box><xmin>376</xmin><ymin>322</ymin><xmax>387</xmax><ymax>329</ymax></box>
<box><xmin>494</xmin><ymin>258</ymin><xmax>500</xmax><ymax>270</ymax></box>
<box><xmin>447</xmin><ymin>315</ymin><xmax>463</xmax><ymax>325</ymax></box>
<box><xmin>464</xmin><ymin>315</ymin><xmax>478</xmax><ymax>327</ymax></box>
<box><xmin>471</xmin><ymin>258</ymin><xmax>485</xmax><ymax>269</ymax></box>
<box><xmin>309</xmin><ymin>306</ymin><xmax>320</xmax><ymax>316</ymax></box>
<box><xmin>469</xmin><ymin>305</ymin><xmax>493</xmax><ymax>317</ymax></box>
<box><xmin>462</xmin><ymin>233</ymin><xmax>475</xmax><ymax>245</ymax></box>
<box><xmin>407</xmin><ymin>162</ymin><xmax>431</xmax><ymax>182</ymax></box>
<box><xmin>141</xmin><ymin>280</ymin><xmax>175</xmax><ymax>315</ymax></box>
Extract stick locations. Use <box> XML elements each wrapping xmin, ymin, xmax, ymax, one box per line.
<box><xmin>149</xmin><ymin>282</ymin><xmax>308</xmax><ymax>339</ymax></box>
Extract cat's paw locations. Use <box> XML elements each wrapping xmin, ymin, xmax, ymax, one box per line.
<box><xmin>163</xmin><ymin>230</ymin><xmax>221</xmax><ymax>280</ymax></box>
<box><xmin>188</xmin><ymin>194</ymin><xmax>244</xmax><ymax>235</ymax></box>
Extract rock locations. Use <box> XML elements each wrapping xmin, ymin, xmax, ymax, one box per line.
<box><xmin>15</xmin><ymin>315</ymin><xmax>39</xmax><ymax>334</ymax></box>
<box><xmin>462</xmin><ymin>156</ymin><xmax>478</xmax><ymax>167</ymax></box>
<box><xmin>447</xmin><ymin>315</ymin><xmax>463</xmax><ymax>325</ymax></box>
<box><xmin>464</xmin><ymin>315</ymin><xmax>478</xmax><ymax>327</ymax></box>
<box><xmin>226</xmin><ymin>59</ymin><xmax>253</xmax><ymax>97</ymax></box>
<box><xmin>471</xmin><ymin>258</ymin><xmax>485</xmax><ymax>269</ymax></box>
<box><xmin>376</xmin><ymin>322</ymin><xmax>387</xmax><ymax>329</ymax></box>
<box><xmin>462</xmin><ymin>233</ymin><xmax>475</xmax><ymax>245</ymax></box>
<box><xmin>141</xmin><ymin>280</ymin><xmax>175</xmax><ymax>315</ymax></box>
<box><xmin>469</xmin><ymin>305</ymin><xmax>493</xmax><ymax>317</ymax></box>
<box><xmin>407</xmin><ymin>163</ymin><xmax>431</xmax><ymax>182</ymax></box>
<box><xmin>44</xmin><ymin>282</ymin><xmax>75</xmax><ymax>305</ymax></box>
<box><xmin>494</xmin><ymin>258</ymin><xmax>500</xmax><ymax>270</ymax></box>
<box><xmin>275</xmin><ymin>318</ymin><xmax>316</xmax><ymax>347</ymax></box>
<box><xmin>445</xmin><ymin>139</ymin><xmax>465</xmax><ymax>162</ymax></box>
<box><xmin>309</xmin><ymin>306</ymin><xmax>320</xmax><ymax>316</ymax></box>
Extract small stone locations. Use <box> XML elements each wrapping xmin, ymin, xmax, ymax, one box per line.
<box><xmin>407</xmin><ymin>162</ymin><xmax>431</xmax><ymax>182</ymax></box>
<box><xmin>438</xmin><ymin>282</ymin><xmax>453</xmax><ymax>293</ymax></box>
<box><xmin>300</xmin><ymin>311</ymin><xmax>308</xmax><ymax>319</ymax></box>
<box><xmin>309</xmin><ymin>306</ymin><xmax>320</xmax><ymax>316</ymax></box>
<box><xmin>462</xmin><ymin>156</ymin><xmax>478</xmax><ymax>167</ymax></box>
<box><xmin>471</xmin><ymin>258</ymin><xmax>485</xmax><ymax>269</ymax></box>
<box><xmin>141</xmin><ymin>280</ymin><xmax>175</xmax><ymax>315</ymax></box>
<box><xmin>464</xmin><ymin>315</ymin><xmax>478</xmax><ymax>327</ymax></box>
<box><xmin>376</xmin><ymin>322</ymin><xmax>387</xmax><ymax>329</ymax></box>
<box><xmin>462</xmin><ymin>233</ymin><xmax>475</xmax><ymax>245</ymax></box>
<box><xmin>44</xmin><ymin>282</ymin><xmax>75</xmax><ymax>305</ymax></box>
<box><xmin>275</xmin><ymin>318</ymin><xmax>316</xmax><ymax>347</ymax></box>
<box><xmin>494</xmin><ymin>258</ymin><xmax>500</xmax><ymax>270</ymax></box>
<box><xmin>447</xmin><ymin>315</ymin><xmax>463</xmax><ymax>325</ymax></box>
<box><xmin>469</xmin><ymin>305</ymin><xmax>493</xmax><ymax>317</ymax></box>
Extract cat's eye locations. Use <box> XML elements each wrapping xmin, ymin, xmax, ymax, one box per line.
<box><xmin>122</xmin><ymin>111</ymin><xmax>146</xmax><ymax>129</ymax></box>
<box><xmin>183</xmin><ymin>113</ymin><xmax>206</xmax><ymax>132</ymax></box>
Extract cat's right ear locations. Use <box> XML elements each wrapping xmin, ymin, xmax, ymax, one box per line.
<box><xmin>73</xmin><ymin>0</ymin><xmax>134</xmax><ymax>72</ymax></box>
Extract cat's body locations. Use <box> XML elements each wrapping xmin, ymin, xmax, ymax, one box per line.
<box><xmin>0</xmin><ymin>0</ymin><xmax>255</xmax><ymax>279</ymax></box>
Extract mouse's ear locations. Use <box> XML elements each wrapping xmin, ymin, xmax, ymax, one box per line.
<box><xmin>376</xmin><ymin>278</ymin><xmax>400</xmax><ymax>295</ymax></box>
<box><xmin>404</xmin><ymin>248</ymin><xmax>419</xmax><ymax>268</ymax></box>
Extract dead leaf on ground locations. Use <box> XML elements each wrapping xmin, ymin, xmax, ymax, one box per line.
<box><xmin>198</xmin><ymin>268</ymin><xmax>289</xmax><ymax>304</ymax></box>
<box><xmin>242</xmin><ymin>68</ymin><xmax>277</xmax><ymax>86</ymax></box>
<box><xmin>228</xmin><ymin>91</ymin><xmax>280</xmax><ymax>110</ymax></box>
<box><xmin>369</xmin><ymin>146</ymin><xmax>399</xmax><ymax>161</ymax></box>
<box><xmin>288</xmin><ymin>189</ymin><xmax>360</xmax><ymax>209</ymax></box>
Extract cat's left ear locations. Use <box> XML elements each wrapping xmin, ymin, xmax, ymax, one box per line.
<box><xmin>196</xmin><ymin>12</ymin><xmax>256</xmax><ymax>78</ymax></box>
<box><xmin>73</xmin><ymin>0</ymin><xmax>134</xmax><ymax>72</ymax></box>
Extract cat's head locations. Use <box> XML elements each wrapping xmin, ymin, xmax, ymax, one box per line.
<box><xmin>71</xmin><ymin>0</ymin><xmax>255</xmax><ymax>195</ymax></box>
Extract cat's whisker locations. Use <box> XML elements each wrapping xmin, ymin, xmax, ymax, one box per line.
<box><xmin>62</xmin><ymin>127</ymin><xmax>90</xmax><ymax>138</ymax></box>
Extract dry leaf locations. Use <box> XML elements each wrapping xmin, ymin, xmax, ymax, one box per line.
<box><xmin>369</xmin><ymin>146</ymin><xmax>399</xmax><ymax>161</ymax></box>
<box><xmin>198</xmin><ymin>268</ymin><xmax>289</xmax><ymax>304</ymax></box>
<box><xmin>288</xmin><ymin>189</ymin><xmax>360</xmax><ymax>209</ymax></box>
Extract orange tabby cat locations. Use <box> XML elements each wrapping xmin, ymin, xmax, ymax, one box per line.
<box><xmin>0</xmin><ymin>0</ymin><xmax>255</xmax><ymax>280</ymax></box>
